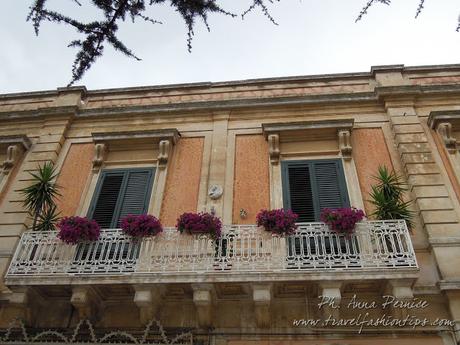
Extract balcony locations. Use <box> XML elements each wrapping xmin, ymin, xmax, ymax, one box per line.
<box><xmin>6</xmin><ymin>220</ymin><xmax>418</xmax><ymax>286</ymax></box>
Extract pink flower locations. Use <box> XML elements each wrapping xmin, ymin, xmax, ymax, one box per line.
<box><xmin>256</xmin><ymin>209</ymin><xmax>298</xmax><ymax>236</ymax></box>
<box><xmin>320</xmin><ymin>208</ymin><xmax>365</xmax><ymax>236</ymax></box>
<box><xmin>57</xmin><ymin>216</ymin><xmax>100</xmax><ymax>245</ymax></box>
<box><xmin>176</xmin><ymin>212</ymin><xmax>222</xmax><ymax>239</ymax></box>
<box><xmin>120</xmin><ymin>214</ymin><xmax>163</xmax><ymax>238</ymax></box>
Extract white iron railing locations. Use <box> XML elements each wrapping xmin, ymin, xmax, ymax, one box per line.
<box><xmin>6</xmin><ymin>221</ymin><xmax>417</xmax><ymax>277</ymax></box>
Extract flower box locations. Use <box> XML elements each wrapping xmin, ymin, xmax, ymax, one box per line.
<box><xmin>120</xmin><ymin>214</ymin><xmax>163</xmax><ymax>239</ymax></box>
<box><xmin>256</xmin><ymin>209</ymin><xmax>298</xmax><ymax>236</ymax></box>
<box><xmin>57</xmin><ymin>216</ymin><xmax>101</xmax><ymax>245</ymax></box>
<box><xmin>176</xmin><ymin>212</ymin><xmax>222</xmax><ymax>240</ymax></box>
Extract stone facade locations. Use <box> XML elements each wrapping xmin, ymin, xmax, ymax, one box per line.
<box><xmin>0</xmin><ymin>64</ymin><xmax>460</xmax><ymax>344</ymax></box>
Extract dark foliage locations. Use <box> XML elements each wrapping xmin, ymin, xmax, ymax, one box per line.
<box><xmin>27</xmin><ymin>0</ymin><xmax>279</xmax><ymax>86</ymax></box>
<box><xmin>357</xmin><ymin>0</ymin><xmax>458</xmax><ymax>30</ymax></box>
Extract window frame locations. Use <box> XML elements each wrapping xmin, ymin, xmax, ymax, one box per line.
<box><xmin>87</xmin><ymin>167</ymin><xmax>155</xmax><ymax>228</ymax></box>
<box><xmin>281</xmin><ymin>158</ymin><xmax>350</xmax><ymax>222</ymax></box>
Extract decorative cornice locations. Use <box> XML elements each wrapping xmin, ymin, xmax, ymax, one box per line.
<box><xmin>262</xmin><ymin>119</ymin><xmax>354</xmax><ymax>138</ymax></box>
<box><xmin>438</xmin><ymin>280</ymin><xmax>460</xmax><ymax>291</ymax></box>
<box><xmin>427</xmin><ymin>110</ymin><xmax>460</xmax><ymax>129</ymax></box>
<box><xmin>78</xmin><ymin>93</ymin><xmax>377</xmax><ymax>118</ymax></box>
<box><xmin>91</xmin><ymin>129</ymin><xmax>180</xmax><ymax>171</ymax></box>
<box><xmin>427</xmin><ymin>111</ymin><xmax>460</xmax><ymax>154</ymax></box>
<box><xmin>0</xmin><ymin>105</ymin><xmax>79</xmax><ymax>121</ymax></box>
<box><xmin>371</xmin><ymin>64</ymin><xmax>405</xmax><ymax>76</ymax></box>
<box><xmin>92</xmin><ymin>129</ymin><xmax>180</xmax><ymax>145</ymax></box>
<box><xmin>0</xmin><ymin>135</ymin><xmax>31</xmax><ymax>150</ymax></box>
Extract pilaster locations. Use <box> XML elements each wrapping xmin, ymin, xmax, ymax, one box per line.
<box><xmin>206</xmin><ymin>112</ymin><xmax>230</xmax><ymax>217</ymax></box>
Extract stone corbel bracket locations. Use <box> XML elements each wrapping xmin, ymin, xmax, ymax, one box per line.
<box><xmin>428</xmin><ymin>111</ymin><xmax>460</xmax><ymax>154</ymax></box>
<box><xmin>262</xmin><ymin>119</ymin><xmax>354</xmax><ymax>164</ymax></box>
<box><xmin>191</xmin><ymin>283</ymin><xmax>215</xmax><ymax>329</ymax></box>
<box><xmin>92</xmin><ymin>143</ymin><xmax>107</xmax><ymax>172</ymax></box>
<box><xmin>252</xmin><ymin>283</ymin><xmax>272</xmax><ymax>328</ymax></box>
<box><xmin>0</xmin><ymin>135</ymin><xmax>31</xmax><ymax>175</ymax></box>
<box><xmin>91</xmin><ymin>129</ymin><xmax>180</xmax><ymax>170</ymax></box>
<box><xmin>338</xmin><ymin>129</ymin><xmax>352</xmax><ymax>160</ymax></box>
<box><xmin>267</xmin><ymin>134</ymin><xmax>280</xmax><ymax>164</ymax></box>
<box><xmin>133</xmin><ymin>285</ymin><xmax>165</xmax><ymax>325</ymax></box>
<box><xmin>71</xmin><ymin>286</ymin><xmax>101</xmax><ymax>322</ymax></box>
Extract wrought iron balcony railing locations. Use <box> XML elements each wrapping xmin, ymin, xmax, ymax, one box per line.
<box><xmin>6</xmin><ymin>221</ymin><xmax>417</xmax><ymax>281</ymax></box>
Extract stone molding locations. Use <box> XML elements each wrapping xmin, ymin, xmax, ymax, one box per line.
<box><xmin>428</xmin><ymin>111</ymin><xmax>460</xmax><ymax>154</ymax></box>
<box><xmin>0</xmin><ymin>135</ymin><xmax>31</xmax><ymax>175</ymax></box>
<box><xmin>262</xmin><ymin>119</ymin><xmax>354</xmax><ymax>164</ymax></box>
<box><xmin>91</xmin><ymin>129</ymin><xmax>180</xmax><ymax>171</ymax></box>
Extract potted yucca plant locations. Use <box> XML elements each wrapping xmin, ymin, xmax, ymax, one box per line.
<box><xmin>368</xmin><ymin>165</ymin><xmax>413</xmax><ymax>228</ymax></box>
<box><xmin>20</xmin><ymin>161</ymin><xmax>61</xmax><ymax>231</ymax></box>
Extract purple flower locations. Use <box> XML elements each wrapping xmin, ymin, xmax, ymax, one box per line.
<box><xmin>320</xmin><ymin>207</ymin><xmax>365</xmax><ymax>236</ymax></box>
<box><xmin>57</xmin><ymin>216</ymin><xmax>101</xmax><ymax>245</ymax></box>
<box><xmin>120</xmin><ymin>214</ymin><xmax>163</xmax><ymax>238</ymax></box>
<box><xmin>256</xmin><ymin>209</ymin><xmax>298</xmax><ymax>236</ymax></box>
<box><xmin>176</xmin><ymin>212</ymin><xmax>222</xmax><ymax>239</ymax></box>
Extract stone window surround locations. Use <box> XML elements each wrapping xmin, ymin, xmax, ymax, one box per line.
<box><xmin>78</xmin><ymin>129</ymin><xmax>180</xmax><ymax>219</ymax></box>
<box><xmin>261</xmin><ymin>119</ymin><xmax>364</xmax><ymax>210</ymax></box>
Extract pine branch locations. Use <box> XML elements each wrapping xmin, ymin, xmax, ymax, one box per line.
<box><xmin>356</xmin><ymin>0</ymin><xmax>391</xmax><ymax>23</ymax></box>
<box><xmin>242</xmin><ymin>0</ymin><xmax>279</xmax><ymax>25</ymax></box>
<box><xmin>27</xmin><ymin>0</ymin><xmax>243</xmax><ymax>85</ymax></box>
<box><xmin>415</xmin><ymin>0</ymin><xmax>425</xmax><ymax>18</ymax></box>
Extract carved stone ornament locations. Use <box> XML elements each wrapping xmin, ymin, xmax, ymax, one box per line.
<box><xmin>338</xmin><ymin>129</ymin><xmax>352</xmax><ymax>160</ymax></box>
<box><xmin>2</xmin><ymin>145</ymin><xmax>22</xmax><ymax>175</ymax></box>
<box><xmin>92</xmin><ymin>143</ymin><xmax>107</xmax><ymax>172</ymax></box>
<box><xmin>1</xmin><ymin>135</ymin><xmax>31</xmax><ymax>175</ymax></box>
<box><xmin>158</xmin><ymin>139</ymin><xmax>171</xmax><ymax>169</ymax></box>
<box><xmin>267</xmin><ymin>133</ymin><xmax>280</xmax><ymax>165</ymax></box>
<box><xmin>437</xmin><ymin>122</ymin><xmax>457</xmax><ymax>154</ymax></box>
<box><xmin>208</xmin><ymin>185</ymin><xmax>223</xmax><ymax>200</ymax></box>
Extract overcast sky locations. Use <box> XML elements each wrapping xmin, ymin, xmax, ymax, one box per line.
<box><xmin>1</xmin><ymin>1</ymin><xmax>459</xmax><ymax>94</ymax></box>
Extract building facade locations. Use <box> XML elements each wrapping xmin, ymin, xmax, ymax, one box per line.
<box><xmin>0</xmin><ymin>64</ymin><xmax>459</xmax><ymax>344</ymax></box>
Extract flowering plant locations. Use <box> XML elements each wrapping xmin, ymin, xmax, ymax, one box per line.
<box><xmin>57</xmin><ymin>216</ymin><xmax>101</xmax><ymax>245</ymax></box>
<box><xmin>120</xmin><ymin>214</ymin><xmax>163</xmax><ymax>238</ymax></box>
<box><xmin>256</xmin><ymin>209</ymin><xmax>298</xmax><ymax>236</ymax></box>
<box><xmin>320</xmin><ymin>207</ymin><xmax>365</xmax><ymax>236</ymax></box>
<box><xmin>176</xmin><ymin>212</ymin><xmax>222</xmax><ymax>239</ymax></box>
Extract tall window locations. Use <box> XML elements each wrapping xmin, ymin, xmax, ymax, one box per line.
<box><xmin>88</xmin><ymin>168</ymin><xmax>155</xmax><ymax>228</ymax></box>
<box><xmin>281</xmin><ymin>159</ymin><xmax>350</xmax><ymax>221</ymax></box>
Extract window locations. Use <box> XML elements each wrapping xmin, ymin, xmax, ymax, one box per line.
<box><xmin>281</xmin><ymin>159</ymin><xmax>357</xmax><ymax>267</ymax></box>
<box><xmin>88</xmin><ymin>168</ymin><xmax>155</xmax><ymax>228</ymax></box>
<box><xmin>281</xmin><ymin>159</ymin><xmax>350</xmax><ymax>221</ymax></box>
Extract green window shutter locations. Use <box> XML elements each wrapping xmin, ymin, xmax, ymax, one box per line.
<box><xmin>282</xmin><ymin>159</ymin><xmax>349</xmax><ymax>221</ymax></box>
<box><xmin>313</xmin><ymin>160</ymin><xmax>350</xmax><ymax>218</ymax></box>
<box><xmin>283</xmin><ymin>163</ymin><xmax>316</xmax><ymax>222</ymax></box>
<box><xmin>90</xmin><ymin>172</ymin><xmax>124</xmax><ymax>228</ymax></box>
<box><xmin>88</xmin><ymin>168</ymin><xmax>155</xmax><ymax>228</ymax></box>
<box><xmin>116</xmin><ymin>170</ymin><xmax>154</xmax><ymax>227</ymax></box>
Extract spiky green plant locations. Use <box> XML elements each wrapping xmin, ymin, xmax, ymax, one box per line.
<box><xmin>368</xmin><ymin>165</ymin><xmax>413</xmax><ymax>228</ymax></box>
<box><xmin>35</xmin><ymin>204</ymin><xmax>61</xmax><ymax>232</ymax></box>
<box><xmin>20</xmin><ymin>162</ymin><xmax>61</xmax><ymax>231</ymax></box>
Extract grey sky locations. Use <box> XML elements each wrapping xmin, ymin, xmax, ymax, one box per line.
<box><xmin>1</xmin><ymin>1</ymin><xmax>459</xmax><ymax>93</ymax></box>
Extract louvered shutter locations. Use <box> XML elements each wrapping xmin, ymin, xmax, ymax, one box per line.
<box><xmin>90</xmin><ymin>173</ymin><xmax>124</xmax><ymax>228</ymax></box>
<box><xmin>285</xmin><ymin>164</ymin><xmax>315</xmax><ymax>222</ymax></box>
<box><xmin>313</xmin><ymin>161</ymin><xmax>349</xmax><ymax>216</ymax></box>
<box><xmin>88</xmin><ymin>168</ymin><xmax>155</xmax><ymax>228</ymax></box>
<box><xmin>116</xmin><ymin>170</ymin><xmax>154</xmax><ymax>226</ymax></box>
<box><xmin>282</xmin><ymin>159</ymin><xmax>349</xmax><ymax>221</ymax></box>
